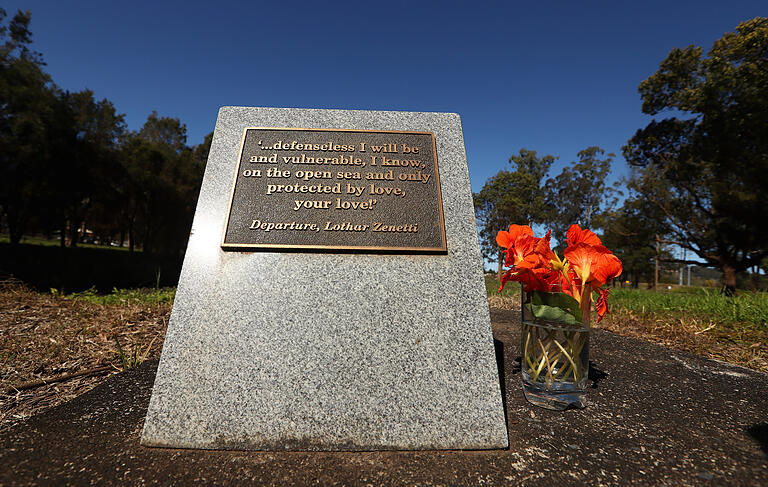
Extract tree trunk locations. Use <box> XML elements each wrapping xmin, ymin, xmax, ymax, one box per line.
<box><xmin>497</xmin><ymin>248</ymin><xmax>503</xmax><ymax>281</ymax></box>
<box><xmin>721</xmin><ymin>264</ymin><xmax>738</xmax><ymax>296</ymax></box>
<box><xmin>8</xmin><ymin>229</ymin><xmax>22</xmax><ymax>245</ymax></box>
<box><xmin>60</xmin><ymin>219</ymin><xmax>66</xmax><ymax>248</ymax></box>
<box><xmin>128</xmin><ymin>218</ymin><xmax>135</xmax><ymax>253</ymax></box>
<box><xmin>69</xmin><ymin>218</ymin><xmax>80</xmax><ymax>247</ymax></box>
<box><xmin>752</xmin><ymin>265</ymin><xmax>760</xmax><ymax>292</ymax></box>
<box><xmin>654</xmin><ymin>234</ymin><xmax>659</xmax><ymax>290</ymax></box>
<box><xmin>6</xmin><ymin>207</ymin><xmax>24</xmax><ymax>245</ymax></box>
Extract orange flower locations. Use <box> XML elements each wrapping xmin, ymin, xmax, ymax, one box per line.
<box><xmin>534</xmin><ymin>230</ymin><xmax>571</xmax><ymax>272</ymax></box>
<box><xmin>496</xmin><ymin>224</ymin><xmax>533</xmax><ymax>249</ymax></box>
<box><xmin>501</xmin><ymin>266</ymin><xmax>557</xmax><ymax>293</ymax></box>
<box><xmin>510</xmin><ymin>234</ymin><xmax>547</xmax><ymax>270</ymax></box>
<box><xmin>497</xmin><ymin>222</ymin><xmax>623</xmax><ymax>324</ymax></box>
<box><xmin>596</xmin><ymin>288</ymin><xmax>610</xmax><ymax>322</ymax></box>
<box><xmin>565</xmin><ymin>224</ymin><xmax>602</xmax><ymax>247</ymax></box>
<box><xmin>563</xmin><ymin>243</ymin><xmax>623</xmax><ymax>288</ymax></box>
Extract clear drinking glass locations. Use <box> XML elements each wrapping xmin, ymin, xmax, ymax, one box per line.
<box><xmin>521</xmin><ymin>290</ymin><xmax>590</xmax><ymax>410</ymax></box>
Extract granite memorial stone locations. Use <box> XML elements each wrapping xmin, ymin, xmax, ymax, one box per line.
<box><xmin>141</xmin><ymin>107</ymin><xmax>509</xmax><ymax>450</ymax></box>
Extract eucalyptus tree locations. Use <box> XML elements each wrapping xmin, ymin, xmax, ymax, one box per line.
<box><xmin>544</xmin><ymin>146</ymin><xmax>618</xmax><ymax>246</ymax></box>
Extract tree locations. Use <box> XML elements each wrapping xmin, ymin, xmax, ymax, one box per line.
<box><xmin>601</xmin><ymin>167</ymin><xmax>673</xmax><ymax>288</ymax></box>
<box><xmin>623</xmin><ymin>17</ymin><xmax>768</xmax><ymax>293</ymax></box>
<box><xmin>544</xmin><ymin>146</ymin><xmax>618</xmax><ymax>245</ymax></box>
<box><xmin>193</xmin><ymin>131</ymin><xmax>213</xmax><ymax>166</ymax></box>
<box><xmin>507</xmin><ymin>149</ymin><xmax>554</xmax><ymax>225</ymax></box>
<box><xmin>0</xmin><ymin>9</ymin><xmax>55</xmax><ymax>244</ymax></box>
<box><xmin>139</xmin><ymin>110</ymin><xmax>187</xmax><ymax>152</ymax></box>
<box><xmin>52</xmin><ymin>90</ymin><xmax>126</xmax><ymax>247</ymax></box>
<box><xmin>119</xmin><ymin>113</ymin><xmax>203</xmax><ymax>256</ymax></box>
<box><xmin>474</xmin><ymin>149</ymin><xmax>554</xmax><ymax>273</ymax></box>
<box><xmin>474</xmin><ymin>170</ymin><xmax>519</xmax><ymax>267</ymax></box>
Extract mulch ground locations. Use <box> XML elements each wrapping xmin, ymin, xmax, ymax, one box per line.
<box><xmin>0</xmin><ymin>281</ymin><xmax>170</xmax><ymax>431</ymax></box>
<box><xmin>1</xmin><ymin>287</ymin><xmax>765</xmax><ymax>432</ymax></box>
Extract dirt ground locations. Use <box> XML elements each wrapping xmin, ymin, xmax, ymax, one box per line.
<box><xmin>0</xmin><ymin>281</ymin><xmax>170</xmax><ymax>431</ymax></box>
<box><xmin>1</xmin><ymin>287</ymin><xmax>765</xmax><ymax>433</ymax></box>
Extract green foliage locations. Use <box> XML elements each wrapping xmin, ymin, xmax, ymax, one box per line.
<box><xmin>138</xmin><ymin>110</ymin><xmax>187</xmax><ymax>152</ymax></box>
<box><xmin>610</xmin><ymin>287</ymin><xmax>768</xmax><ymax>328</ymax></box>
<box><xmin>544</xmin><ymin>146</ymin><xmax>618</xmax><ymax>245</ymax></box>
<box><xmin>113</xmin><ymin>336</ymin><xmax>156</xmax><ymax>370</ymax></box>
<box><xmin>58</xmin><ymin>286</ymin><xmax>176</xmax><ymax>306</ymax></box>
<box><xmin>601</xmin><ymin>168</ymin><xmax>672</xmax><ymax>286</ymax></box>
<box><xmin>119</xmin><ymin>115</ymin><xmax>204</xmax><ymax>256</ymax></box>
<box><xmin>0</xmin><ymin>8</ymin><xmax>56</xmax><ymax>244</ymax></box>
<box><xmin>506</xmin><ymin>149</ymin><xmax>556</xmax><ymax>225</ymax></box>
<box><xmin>484</xmin><ymin>274</ymin><xmax>519</xmax><ymax>297</ymax></box>
<box><xmin>474</xmin><ymin>149</ymin><xmax>555</xmax><ymax>264</ymax></box>
<box><xmin>623</xmin><ymin>17</ymin><xmax>768</xmax><ymax>291</ymax></box>
<box><xmin>0</xmin><ymin>233</ymin><xmax>131</xmax><ymax>250</ymax></box>
<box><xmin>0</xmin><ymin>10</ymin><xmax>206</xmax><ymax>258</ymax></box>
<box><xmin>527</xmin><ymin>291</ymin><xmax>582</xmax><ymax>324</ymax></box>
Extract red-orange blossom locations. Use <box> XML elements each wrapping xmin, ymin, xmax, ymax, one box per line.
<box><xmin>497</xmin><ymin>224</ymin><xmax>622</xmax><ymax>322</ymax></box>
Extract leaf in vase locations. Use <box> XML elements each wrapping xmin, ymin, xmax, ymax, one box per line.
<box><xmin>527</xmin><ymin>292</ymin><xmax>582</xmax><ymax>324</ymax></box>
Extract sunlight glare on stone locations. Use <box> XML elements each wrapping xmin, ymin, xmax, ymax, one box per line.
<box><xmin>186</xmin><ymin>214</ymin><xmax>222</xmax><ymax>265</ymax></box>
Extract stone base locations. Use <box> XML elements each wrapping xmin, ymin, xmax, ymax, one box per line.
<box><xmin>140</xmin><ymin>107</ymin><xmax>509</xmax><ymax>450</ymax></box>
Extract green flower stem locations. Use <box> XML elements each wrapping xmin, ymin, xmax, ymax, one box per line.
<box><xmin>538</xmin><ymin>338</ymin><xmax>554</xmax><ymax>388</ymax></box>
<box><xmin>553</xmin><ymin>338</ymin><xmax>578</xmax><ymax>380</ymax></box>
<box><xmin>523</xmin><ymin>321</ymin><xmax>588</xmax><ymax>388</ymax></box>
<box><xmin>550</xmin><ymin>330</ymin><xmax>587</xmax><ymax>382</ymax></box>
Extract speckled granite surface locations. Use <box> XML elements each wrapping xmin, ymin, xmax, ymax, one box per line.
<box><xmin>140</xmin><ymin>107</ymin><xmax>508</xmax><ymax>450</ymax></box>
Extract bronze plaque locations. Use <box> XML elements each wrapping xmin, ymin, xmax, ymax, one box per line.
<box><xmin>222</xmin><ymin>128</ymin><xmax>447</xmax><ymax>253</ymax></box>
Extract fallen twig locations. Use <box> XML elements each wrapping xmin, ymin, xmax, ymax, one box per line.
<box><xmin>4</xmin><ymin>366</ymin><xmax>114</xmax><ymax>394</ymax></box>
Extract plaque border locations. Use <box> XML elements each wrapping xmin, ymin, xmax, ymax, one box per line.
<box><xmin>220</xmin><ymin>127</ymin><xmax>447</xmax><ymax>253</ymax></box>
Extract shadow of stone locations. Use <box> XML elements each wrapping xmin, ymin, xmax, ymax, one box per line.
<box><xmin>747</xmin><ymin>423</ymin><xmax>768</xmax><ymax>457</ymax></box>
<box><xmin>588</xmin><ymin>362</ymin><xmax>607</xmax><ymax>388</ymax></box>
<box><xmin>494</xmin><ymin>339</ymin><xmax>511</xmax><ymax>447</ymax></box>
<box><xmin>494</xmin><ymin>341</ymin><xmax>508</xmax><ymax>402</ymax></box>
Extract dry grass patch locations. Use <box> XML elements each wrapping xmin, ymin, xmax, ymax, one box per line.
<box><xmin>596</xmin><ymin>309</ymin><xmax>768</xmax><ymax>373</ymax></box>
<box><xmin>3</xmin><ymin>279</ymin><xmax>765</xmax><ymax>430</ymax></box>
<box><xmin>0</xmin><ymin>281</ymin><xmax>171</xmax><ymax>431</ymax></box>
<box><xmin>487</xmin><ymin>295</ymin><xmax>520</xmax><ymax>311</ymax></box>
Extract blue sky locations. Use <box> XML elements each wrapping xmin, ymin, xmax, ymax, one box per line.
<box><xmin>5</xmin><ymin>0</ymin><xmax>766</xmax><ymax>192</ymax></box>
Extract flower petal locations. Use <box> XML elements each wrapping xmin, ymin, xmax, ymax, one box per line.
<box><xmin>496</xmin><ymin>230</ymin><xmax>512</xmax><ymax>248</ymax></box>
<box><xmin>566</xmin><ymin>224</ymin><xmax>601</xmax><ymax>247</ymax></box>
<box><xmin>596</xmin><ymin>288</ymin><xmax>610</xmax><ymax>322</ymax></box>
<box><xmin>564</xmin><ymin>243</ymin><xmax>622</xmax><ymax>287</ymax></box>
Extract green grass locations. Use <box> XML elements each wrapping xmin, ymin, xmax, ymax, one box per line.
<box><xmin>54</xmin><ymin>286</ymin><xmax>176</xmax><ymax>306</ymax></box>
<box><xmin>484</xmin><ymin>274</ymin><xmax>520</xmax><ymax>297</ymax></box>
<box><xmin>485</xmin><ymin>274</ymin><xmax>768</xmax><ymax>328</ymax></box>
<box><xmin>0</xmin><ymin>234</ymin><xmax>135</xmax><ymax>251</ymax></box>
<box><xmin>609</xmin><ymin>287</ymin><xmax>768</xmax><ymax>328</ymax></box>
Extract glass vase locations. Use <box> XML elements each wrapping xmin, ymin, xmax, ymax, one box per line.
<box><xmin>521</xmin><ymin>289</ymin><xmax>590</xmax><ymax>410</ymax></box>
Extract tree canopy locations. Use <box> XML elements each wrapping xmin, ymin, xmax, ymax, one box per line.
<box><xmin>544</xmin><ymin>146</ymin><xmax>618</xmax><ymax>245</ymax></box>
<box><xmin>473</xmin><ymin>149</ymin><xmax>554</xmax><ymax>267</ymax></box>
<box><xmin>0</xmin><ymin>9</ymin><xmax>207</xmax><ymax>256</ymax></box>
<box><xmin>0</xmin><ymin>8</ymin><xmax>54</xmax><ymax>244</ymax></box>
<box><xmin>623</xmin><ymin>17</ymin><xmax>768</xmax><ymax>292</ymax></box>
